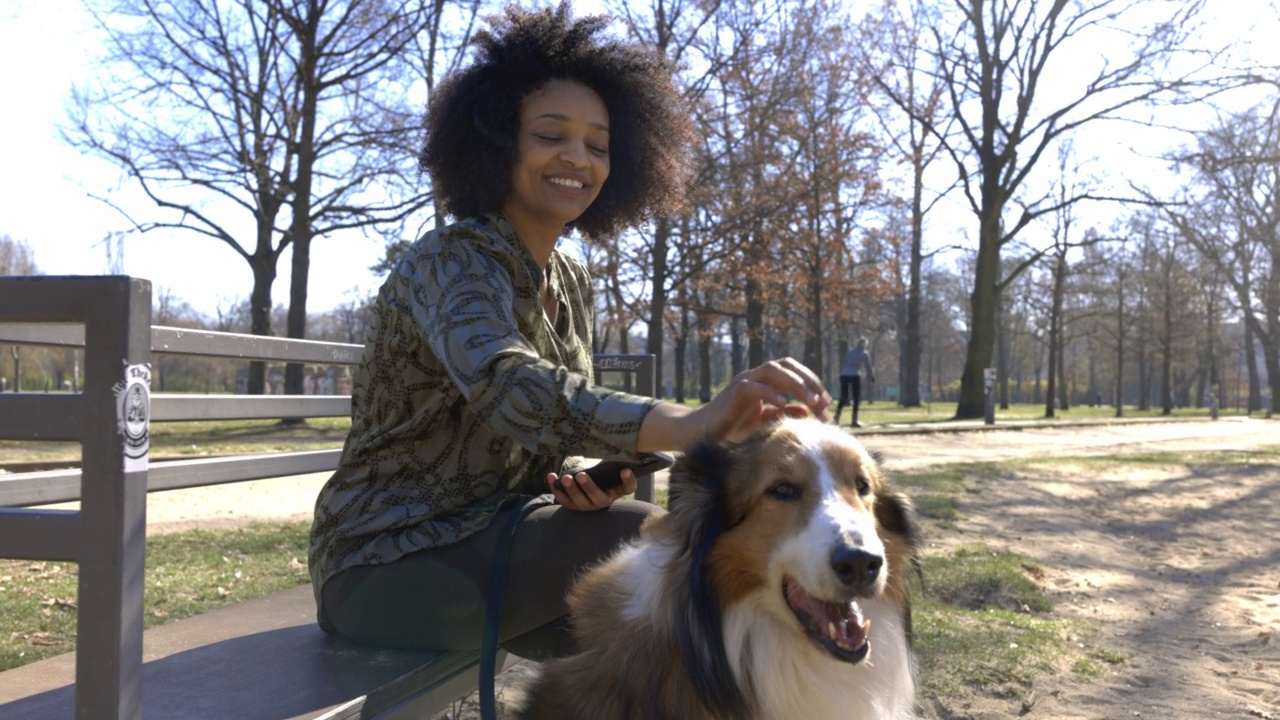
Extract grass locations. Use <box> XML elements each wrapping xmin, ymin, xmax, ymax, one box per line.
<box><xmin>0</xmin><ymin>521</ymin><xmax>310</xmax><ymax>671</ymax></box>
<box><xmin>889</xmin><ymin>463</ymin><xmax>987</xmax><ymax>527</ymax></box>
<box><xmin>892</xmin><ymin>463</ymin><xmax>1128</xmax><ymax>704</ymax></box>
<box><xmin>911</xmin><ymin>545</ymin><xmax>1098</xmax><ymax>698</ymax></box>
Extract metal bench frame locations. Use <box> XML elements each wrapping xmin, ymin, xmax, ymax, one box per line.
<box><xmin>0</xmin><ymin>275</ymin><xmax>656</xmax><ymax>720</ymax></box>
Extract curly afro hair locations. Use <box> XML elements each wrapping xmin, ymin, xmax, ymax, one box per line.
<box><xmin>421</xmin><ymin>2</ymin><xmax>695</xmax><ymax>239</ymax></box>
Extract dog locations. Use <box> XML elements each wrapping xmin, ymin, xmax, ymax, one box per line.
<box><xmin>516</xmin><ymin>416</ymin><xmax>921</xmax><ymax>720</ymax></box>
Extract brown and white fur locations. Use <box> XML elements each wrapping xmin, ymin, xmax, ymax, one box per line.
<box><xmin>517</xmin><ymin>417</ymin><xmax>921</xmax><ymax>720</ymax></box>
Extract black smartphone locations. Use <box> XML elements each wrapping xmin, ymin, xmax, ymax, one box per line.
<box><xmin>553</xmin><ymin>451</ymin><xmax>675</xmax><ymax>493</ymax></box>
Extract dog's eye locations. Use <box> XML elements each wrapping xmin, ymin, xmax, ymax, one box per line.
<box><xmin>854</xmin><ymin>477</ymin><xmax>871</xmax><ymax>496</ymax></box>
<box><xmin>767</xmin><ymin>481</ymin><xmax>801</xmax><ymax>500</ymax></box>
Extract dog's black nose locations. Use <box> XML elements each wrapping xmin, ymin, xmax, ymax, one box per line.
<box><xmin>830</xmin><ymin>546</ymin><xmax>883</xmax><ymax>589</ymax></box>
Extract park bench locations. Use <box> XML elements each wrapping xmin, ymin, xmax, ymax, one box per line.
<box><xmin>0</xmin><ymin>275</ymin><xmax>657</xmax><ymax>720</ymax></box>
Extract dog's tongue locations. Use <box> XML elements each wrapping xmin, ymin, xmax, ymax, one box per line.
<box><xmin>786</xmin><ymin>581</ymin><xmax>869</xmax><ymax>649</ymax></box>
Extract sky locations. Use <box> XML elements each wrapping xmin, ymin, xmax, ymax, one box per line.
<box><xmin>1</xmin><ymin>0</ymin><xmax>1277</xmax><ymax>318</ymax></box>
<box><xmin>0</xmin><ymin>0</ymin><xmax>397</xmax><ymax>316</ymax></box>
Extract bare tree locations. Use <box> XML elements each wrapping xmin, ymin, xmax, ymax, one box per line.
<box><xmin>1162</xmin><ymin>99</ymin><xmax>1280</xmax><ymax>414</ymax></box>
<box><xmin>757</xmin><ymin>0</ymin><xmax>892</xmax><ymax>381</ymax></box>
<box><xmin>916</xmin><ymin>0</ymin><xmax>1236</xmax><ymax>418</ymax></box>
<box><xmin>862</xmin><ymin>0</ymin><xmax>959</xmax><ymax>407</ymax></box>
<box><xmin>67</xmin><ymin>0</ymin><xmax>443</xmax><ymax>393</ymax></box>
<box><xmin>603</xmin><ymin>0</ymin><xmax>733</xmax><ymax>394</ymax></box>
<box><xmin>0</xmin><ymin>235</ymin><xmax>37</xmax><ymax>276</ymax></box>
<box><xmin>1079</xmin><ymin>231</ymin><xmax>1138</xmax><ymax>416</ymax></box>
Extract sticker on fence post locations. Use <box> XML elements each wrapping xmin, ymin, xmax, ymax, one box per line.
<box><xmin>115</xmin><ymin>363</ymin><xmax>151</xmax><ymax>472</ymax></box>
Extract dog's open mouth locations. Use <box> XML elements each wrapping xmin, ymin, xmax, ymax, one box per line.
<box><xmin>783</xmin><ymin>577</ymin><xmax>870</xmax><ymax>663</ymax></box>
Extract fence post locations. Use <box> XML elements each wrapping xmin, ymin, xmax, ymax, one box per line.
<box><xmin>77</xmin><ymin>278</ymin><xmax>152</xmax><ymax>720</ymax></box>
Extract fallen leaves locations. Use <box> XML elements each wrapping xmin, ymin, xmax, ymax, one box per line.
<box><xmin>9</xmin><ymin>631</ymin><xmax>64</xmax><ymax>647</ymax></box>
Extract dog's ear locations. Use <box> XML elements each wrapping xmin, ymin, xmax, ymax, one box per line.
<box><xmin>666</xmin><ymin>439</ymin><xmax>753</xmax><ymax>720</ymax></box>
<box><xmin>666</xmin><ymin>438</ymin><xmax>732</xmax><ymax>517</ymax></box>
<box><xmin>874</xmin><ymin>479</ymin><xmax>925</xmax><ymax>647</ymax></box>
<box><xmin>873</xmin><ymin>481</ymin><xmax>922</xmax><ymax>553</ymax></box>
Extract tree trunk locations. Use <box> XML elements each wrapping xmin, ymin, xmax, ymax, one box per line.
<box><xmin>997</xmin><ymin>290</ymin><xmax>1010</xmax><ymax>410</ymax></box>
<box><xmin>1056</xmin><ymin>327</ymin><xmax>1069</xmax><ymax>412</ymax></box>
<box><xmin>1266</xmin><ymin>347</ymin><xmax>1280</xmax><ymax>415</ymax></box>
<box><xmin>1032</xmin><ymin>358</ymin><xmax>1042</xmax><ymax>406</ymax></box>
<box><xmin>1253</xmin><ymin>282</ymin><xmax>1280</xmax><ymax>413</ymax></box>
<box><xmin>730</xmin><ymin>315</ymin><xmax>744</xmax><ymax>378</ymax></box>
<box><xmin>673</xmin><ymin>318</ymin><xmax>688</xmax><ymax>404</ymax></box>
<box><xmin>284</xmin><ymin>1</ymin><xmax>321</xmax><ymax>405</ymax></box>
<box><xmin>645</xmin><ymin>217</ymin><xmax>672</xmax><ymax>395</ymax></box>
<box><xmin>803</xmin><ymin>265</ymin><xmax>823</xmax><ymax>375</ymax></box>
<box><xmin>901</xmin><ymin>145</ymin><xmax>925</xmax><ymax>408</ymax></box>
<box><xmin>1045</xmin><ymin>251</ymin><xmax>1066</xmax><ymax>418</ymax></box>
<box><xmin>1161</xmin><ymin>275</ymin><xmax>1174</xmax><ymax>415</ymax></box>
<box><xmin>671</xmin><ymin>277</ymin><xmax>689</xmax><ymax>403</ymax></box>
<box><xmin>956</xmin><ymin>215</ymin><xmax>1001</xmax><ymax>419</ymax></box>
<box><xmin>247</xmin><ymin>255</ymin><xmax>277</xmax><ymax>395</ymax></box>
<box><xmin>698</xmin><ymin>308</ymin><xmax>713</xmax><ymax>403</ymax></box>
<box><xmin>745</xmin><ymin>233</ymin><xmax>766</xmax><ymax>368</ymax></box>
<box><xmin>1244</xmin><ymin>322</ymin><xmax>1261</xmax><ymax>412</ymax></box>
<box><xmin>1115</xmin><ymin>281</ymin><xmax>1125</xmax><ymax>418</ymax></box>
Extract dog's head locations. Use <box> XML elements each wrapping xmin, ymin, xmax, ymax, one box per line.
<box><xmin>663</xmin><ymin>416</ymin><xmax>919</xmax><ymax>676</ymax></box>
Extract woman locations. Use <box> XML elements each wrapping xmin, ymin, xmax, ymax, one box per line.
<box><xmin>309</xmin><ymin>3</ymin><xmax>831</xmax><ymax>660</ymax></box>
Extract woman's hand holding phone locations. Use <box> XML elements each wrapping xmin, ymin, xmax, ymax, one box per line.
<box><xmin>548</xmin><ymin>452</ymin><xmax>674</xmax><ymax>510</ymax></box>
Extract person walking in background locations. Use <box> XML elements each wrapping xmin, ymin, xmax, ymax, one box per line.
<box><xmin>835</xmin><ymin>336</ymin><xmax>875</xmax><ymax>428</ymax></box>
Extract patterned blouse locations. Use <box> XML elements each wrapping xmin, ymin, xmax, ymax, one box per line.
<box><xmin>308</xmin><ymin>213</ymin><xmax>660</xmax><ymax>599</ymax></box>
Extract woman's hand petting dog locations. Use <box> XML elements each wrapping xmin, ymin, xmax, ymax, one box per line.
<box><xmin>693</xmin><ymin>358</ymin><xmax>832</xmax><ymax>443</ymax></box>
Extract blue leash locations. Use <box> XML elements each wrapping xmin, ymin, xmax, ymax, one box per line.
<box><xmin>479</xmin><ymin>495</ymin><xmax>544</xmax><ymax>720</ymax></box>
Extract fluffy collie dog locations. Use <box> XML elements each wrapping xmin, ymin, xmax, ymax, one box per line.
<box><xmin>517</xmin><ymin>417</ymin><xmax>921</xmax><ymax>720</ymax></box>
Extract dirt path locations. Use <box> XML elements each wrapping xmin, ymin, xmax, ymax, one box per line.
<box><xmin>868</xmin><ymin>418</ymin><xmax>1279</xmax><ymax>720</ymax></box>
<box><xmin>106</xmin><ymin>417</ymin><xmax>1280</xmax><ymax>718</ymax></box>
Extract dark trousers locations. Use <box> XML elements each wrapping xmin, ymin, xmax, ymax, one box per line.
<box><xmin>320</xmin><ymin>498</ymin><xmax>662</xmax><ymax>660</ymax></box>
<box><xmin>836</xmin><ymin>374</ymin><xmax>863</xmax><ymax>423</ymax></box>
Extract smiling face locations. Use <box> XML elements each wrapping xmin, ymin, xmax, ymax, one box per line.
<box><xmin>502</xmin><ymin>79</ymin><xmax>611</xmax><ymax>242</ymax></box>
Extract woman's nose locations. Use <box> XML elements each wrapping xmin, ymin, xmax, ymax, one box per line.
<box><xmin>560</xmin><ymin>141</ymin><xmax>589</xmax><ymax>167</ymax></box>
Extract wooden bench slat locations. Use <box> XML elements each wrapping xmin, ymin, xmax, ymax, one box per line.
<box><xmin>0</xmin><ymin>584</ymin><xmax>505</xmax><ymax>720</ymax></box>
<box><xmin>0</xmin><ymin>323</ymin><xmax>364</xmax><ymax>365</ymax></box>
<box><xmin>0</xmin><ymin>469</ymin><xmax>81</xmax><ymax>508</ymax></box>
<box><xmin>152</xmin><ymin>394</ymin><xmax>351</xmax><ymax>421</ymax></box>
<box><xmin>0</xmin><ymin>321</ymin><xmax>83</xmax><ymax>347</ymax></box>
<box><xmin>0</xmin><ymin>394</ymin><xmax>85</xmax><ymax>442</ymax></box>
<box><xmin>0</xmin><ymin>508</ymin><xmax>82</xmax><ymax>561</ymax></box>
<box><xmin>151</xmin><ymin>326</ymin><xmax>365</xmax><ymax>363</ymax></box>
<box><xmin>0</xmin><ymin>450</ymin><xmax>342</xmax><ymax>508</ymax></box>
<box><xmin>145</xmin><ymin>450</ymin><xmax>342</xmax><ymax>491</ymax></box>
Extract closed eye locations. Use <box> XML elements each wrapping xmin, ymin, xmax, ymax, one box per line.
<box><xmin>767</xmin><ymin>481</ymin><xmax>801</xmax><ymax>501</ymax></box>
